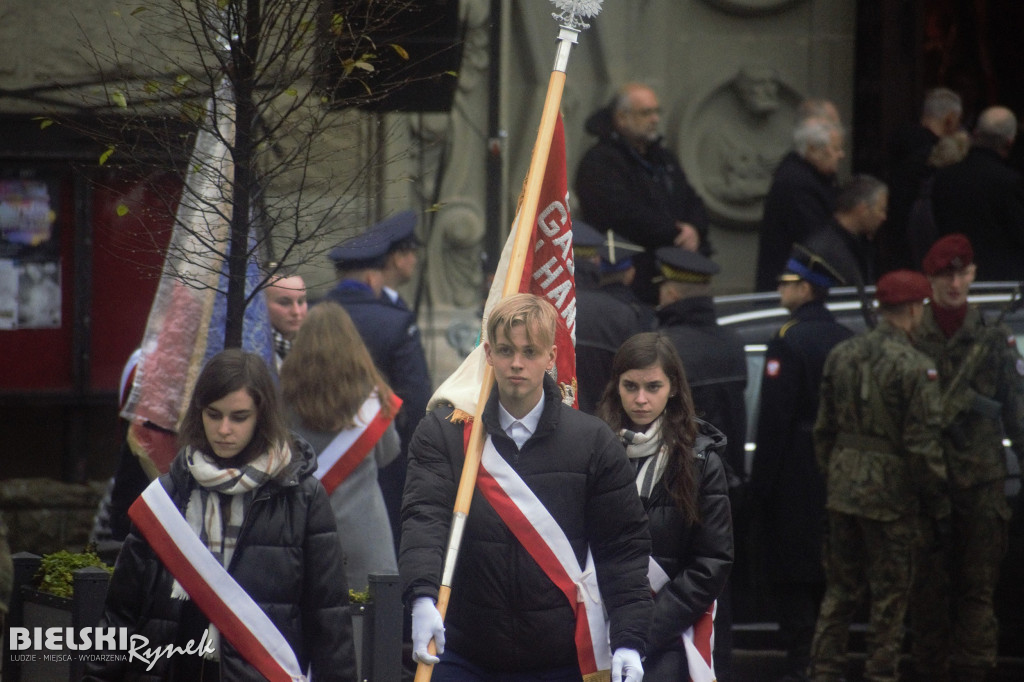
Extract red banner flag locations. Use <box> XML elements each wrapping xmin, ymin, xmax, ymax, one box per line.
<box><xmin>429</xmin><ymin>113</ymin><xmax>577</xmax><ymax>415</ymax></box>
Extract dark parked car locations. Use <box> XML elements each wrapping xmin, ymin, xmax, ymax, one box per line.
<box><xmin>714</xmin><ymin>281</ymin><xmax>1024</xmax><ymax>656</ymax></box>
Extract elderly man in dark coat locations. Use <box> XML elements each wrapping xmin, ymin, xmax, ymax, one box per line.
<box><xmin>755</xmin><ymin>116</ymin><xmax>844</xmax><ymax>291</ymax></box>
<box><xmin>575</xmin><ymin>82</ymin><xmax>711</xmax><ymax>305</ymax></box>
<box><xmin>932</xmin><ymin>105</ymin><xmax>1024</xmax><ymax>281</ymax></box>
<box><xmin>876</xmin><ymin>86</ymin><xmax>961</xmax><ymax>273</ymax></box>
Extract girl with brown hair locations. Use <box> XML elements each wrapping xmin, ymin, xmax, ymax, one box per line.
<box><xmin>597</xmin><ymin>332</ymin><xmax>733</xmax><ymax>681</ymax></box>
<box><xmin>280</xmin><ymin>301</ymin><xmax>401</xmax><ymax>592</ymax></box>
<box><xmin>88</xmin><ymin>348</ymin><xmax>355</xmax><ymax>681</ymax></box>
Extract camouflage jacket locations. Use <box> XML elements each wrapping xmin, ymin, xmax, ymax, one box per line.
<box><xmin>916</xmin><ymin>304</ymin><xmax>1024</xmax><ymax>489</ymax></box>
<box><xmin>814</xmin><ymin>320</ymin><xmax>948</xmax><ymax>521</ymax></box>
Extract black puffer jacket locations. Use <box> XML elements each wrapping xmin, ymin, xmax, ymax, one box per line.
<box><xmin>575</xmin><ymin>103</ymin><xmax>712</xmax><ymax>304</ymax></box>
<box><xmin>400</xmin><ymin>375</ymin><xmax>652</xmax><ymax>671</ymax></box>
<box><xmin>643</xmin><ymin>420</ymin><xmax>734</xmax><ymax>681</ymax></box>
<box><xmin>84</xmin><ymin>438</ymin><xmax>356</xmax><ymax>682</ymax></box>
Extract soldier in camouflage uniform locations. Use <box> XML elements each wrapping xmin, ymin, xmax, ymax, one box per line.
<box><xmin>909</xmin><ymin>234</ymin><xmax>1024</xmax><ymax>682</ymax></box>
<box><xmin>809</xmin><ymin>270</ymin><xmax>949</xmax><ymax>682</ymax></box>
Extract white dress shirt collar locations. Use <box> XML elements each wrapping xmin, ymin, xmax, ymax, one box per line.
<box><xmin>497</xmin><ymin>393</ymin><xmax>545</xmax><ymax>449</ymax></box>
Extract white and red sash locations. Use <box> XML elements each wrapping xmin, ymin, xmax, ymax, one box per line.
<box><xmin>129</xmin><ymin>480</ymin><xmax>307</xmax><ymax>682</ymax></box>
<box><xmin>314</xmin><ymin>392</ymin><xmax>402</xmax><ymax>495</ymax></box>
<box><xmin>474</xmin><ymin>432</ymin><xmax>611</xmax><ymax>679</ymax></box>
<box><xmin>648</xmin><ymin>557</ymin><xmax>717</xmax><ymax>682</ymax></box>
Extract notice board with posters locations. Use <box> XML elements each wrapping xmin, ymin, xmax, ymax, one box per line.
<box><xmin>0</xmin><ymin>177</ymin><xmax>62</xmax><ymax>331</ymax></box>
<box><xmin>0</xmin><ymin>166</ymin><xmax>177</xmax><ymax>393</ymax></box>
<box><xmin>0</xmin><ymin>170</ymin><xmax>74</xmax><ymax>391</ymax></box>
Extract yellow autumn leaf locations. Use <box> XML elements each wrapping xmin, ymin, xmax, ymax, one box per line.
<box><xmin>389</xmin><ymin>43</ymin><xmax>409</xmax><ymax>60</ymax></box>
<box><xmin>342</xmin><ymin>56</ymin><xmax>376</xmax><ymax>76</ymax></box>
<box><xmin>116</xmin><ymin>204</ymin><xmax>130</xmax><ymax>217</ymax></box>
<box><xmin>111</xmin><ymin>91</ymin><xmax>127</xmax><ymax>108</ymax></box>
<box><xmin>99</xmin><ymin>146</ymin><xmax>115</xmax><ymax>166</ymax></box>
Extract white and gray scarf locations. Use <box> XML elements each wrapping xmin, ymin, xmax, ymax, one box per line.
<box><xmin>621</xmin><ymin>417</ymin><xmax>668</xmax><ymax>500</ymax></box>
<box><xmin>171</xmin><ymin>441</ymin><xmax>292</xmax><ymax>657</ymax></box>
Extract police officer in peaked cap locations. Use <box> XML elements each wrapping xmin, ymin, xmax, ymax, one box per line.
<box><xmin>322</xmin><ymin>214</ymin><xmax>432</xmax><ymax>549</ymax></box>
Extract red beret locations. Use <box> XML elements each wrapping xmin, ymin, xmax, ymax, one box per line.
<box><xmin>876</xmin><ymin>269</ymin><xmax>932</xmax><ymax>306</ymax></box>
<box><xmin>922</xmin><ymin>234</ymin><xmax>974</xmax><ymax>275</ymax></box>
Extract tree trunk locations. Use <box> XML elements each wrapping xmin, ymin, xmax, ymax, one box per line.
<box><xmin>225</xmin><ymin>0</ymin><xmax>262</xmax><ymax>348</ymax></box>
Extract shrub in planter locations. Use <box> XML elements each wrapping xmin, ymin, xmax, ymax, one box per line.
<box><xmin>34</xmin><ymin>548</ymin><xmax>112</xmax><ymax>598</ymax></box>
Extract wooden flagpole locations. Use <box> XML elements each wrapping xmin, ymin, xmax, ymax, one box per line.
<box><xmin>413</xmin><ymin>3</ymin><xmax>602</xmax><ymax>680</ymax></box>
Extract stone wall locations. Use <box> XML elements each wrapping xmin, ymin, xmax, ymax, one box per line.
<box><xmin>0</xmin><ymin>479</ymin><xmax>106</xmax><ymax>556</ymax></box>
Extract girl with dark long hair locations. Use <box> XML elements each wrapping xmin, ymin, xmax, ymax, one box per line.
<box><xmin>87</xmin><ymin>348</ymin><xmax>356</xmax><ymax>681</ymax></box>
<box><xmin>597</xmin><ymin>332</ymin><xmax>733</xmax><ymax>681</ymax></box>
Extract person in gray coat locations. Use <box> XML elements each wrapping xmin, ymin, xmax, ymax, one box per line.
<box><xmin>281</xmin><ymin>302</ymin><xmax>400</xmax><ymax>593</ymax></box>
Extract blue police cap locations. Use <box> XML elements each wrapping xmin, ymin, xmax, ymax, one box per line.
<box><xmin>377</xmin><ymin>210</ymin><xmax>421</xmax><ymax>252</ymax></box>
<box><xmin>573</xmin><ymin>222</ymin><xmax>643</xmax><ymax>272</ymax></box>
<box><xmin>600</xmin><ymin>233</ymin><xmax>644</xmax><ymax>273</ymax></box>
<box><xmin>572</xmin><ymin>220</ymin><xmax>605</xmax><ymax>253</ymax></box>
<box><xmin>329</xmin><ymin>229</ymin><xmax>392</xmax><ymax>270</ymax></box>
<box><xmin>778</xmin><ymin>244</ymin><xmax>845</xmax><ymax>288</ymax></box>
<box><xmin>654</xmin><ymin>246</ymin><xmax>720</xmax><ymax>284</ymax></box>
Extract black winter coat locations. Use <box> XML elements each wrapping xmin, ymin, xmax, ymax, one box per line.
<box><xmin>932</xmin><ymin>146</ymin><xmax>1024</xmax><ymax>281</ymax></box>
<box><xmin>801</xmin><ymin>218</ymin><xmax>875</xmax><ymax>290</ymax></box>
<box><xmin>877</xmin><ymin>123</ymin><xmax>939</xmax><ymax>272</ymax></box>
<box><xmin>755</xmin><ymin>151</ymin><xmax>838</xmax><ymax>291</ymax></box>
<box><xmin>656</xmin><ymin>297</ymin><xmax>748</xmax><ymax>482</ymax></box>
<box><xmin>642</xmin><ymin>421</ymin><xmax>734</xmax><ymax>682</ymax></box>
<box><xmin>399</xmin><ymin>375</ymin><xmax>652</xmax><ymax>672</ymax></box>
<box><xmin>575</xmin><ymin>104</ymin><xmax>711</xmax><ymax>303</ymax></box>
<box><xmin>749</xmin><ymin>301</ymin><xmax>853</xmax><ymax>584</ymax></box>
<box><xmin>84</xmin><ymin>439</ymin><xmax>356</xmax><ymax>682</ymax></box>
<box><xmin>802</xmin><ymin>218</ymin><xmax>878</xmax><ymax>327</ymax></box>
<box><xmin>576</xmin><ymin>282</ymin><xmax>655</xmax><ymax>414</ymax></box>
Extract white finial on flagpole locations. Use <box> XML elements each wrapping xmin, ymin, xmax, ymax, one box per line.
<box><xmin>550</xmin><ymin>0</ymin><xmax>603</xmax><ymax>72</ymax></box>
<box><xmin>551</xmin><ymin>0</ymin><xmax>603</xmax><ymax>30</ymax></box>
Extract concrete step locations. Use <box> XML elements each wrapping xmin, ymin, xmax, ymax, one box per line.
<box><xmin>726</xmin><ymin>648</ymin><xmax>1024</xmax><ymax>682</ymax></box>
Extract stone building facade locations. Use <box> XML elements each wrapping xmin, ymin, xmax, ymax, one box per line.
<box><xmin>0</xmin><ymin>0</ymin><xmax>855</xmax><ymax>478</ymax></box>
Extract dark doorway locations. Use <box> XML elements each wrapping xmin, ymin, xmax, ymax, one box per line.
<box><xmin>854</xmin><ymin>0</ymin><xmax>1024</xmax><ymax>176</ymax></box>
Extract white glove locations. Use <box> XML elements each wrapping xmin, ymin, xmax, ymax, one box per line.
<box><xmin>611</xmin><ymin>647</ymin><xmax>644</xmax><ymax>682</ymax></box>
<box><xmin>411</xmin><ymin>596</ymin><xmax>446</xmax><ymax>665</ymax></box>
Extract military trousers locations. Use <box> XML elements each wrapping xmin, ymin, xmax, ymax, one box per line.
<box><xmin>809</xmin><ymin>511</ymin><xmax>918</xmax><ymax>682</ymax></box>
<box><xmin>909</xmin><ymin>481</ymin><xmax>1009</xmax><ymax>679</ymax></box>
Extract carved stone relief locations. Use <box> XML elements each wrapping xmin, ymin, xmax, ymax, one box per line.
<box><xmin>677</xmin><ymin>65</ymin><xmax>802</xmax><ymax>229</ymax></box>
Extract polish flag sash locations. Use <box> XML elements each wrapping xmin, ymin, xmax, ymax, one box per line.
<box><xmin>129</xmin><ymin>479</ymin><xmax>306</xmax><ymax>682</ymax></box>
<box><xmin>313</xmin><ymin>392</ymin><xmax>402</xmax><ymax>495</ymax></box>
<box><xmin>476</xmin><ymin>434</ymin><xmax>611</xmax><ymax>678</ymax></box>
<box><xmin>648</xmin><ymin>557</ymin><xmax>717</xmax><ymax>682</ymax></box>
